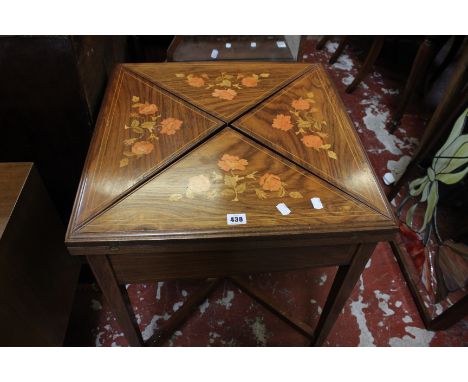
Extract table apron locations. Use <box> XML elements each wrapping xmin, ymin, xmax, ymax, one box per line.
<box><xmin>108</xmin><ymin>244</ymin><xmax>358</xmax><ymax>283</ymax></box>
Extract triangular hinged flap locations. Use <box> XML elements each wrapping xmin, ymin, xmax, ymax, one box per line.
<box><xmin>77</xmin><ymin>128</ymin><xmax>392</xmax><ymax>238</ymax></box>
<box><xmin>125</xmin><ymin>62</ymin><xmax>314</xmax><ymax>122</ymax></box>
<box><xmin>233</xmin><ymin>65</ymin><xmax>391</xmax><ymax>218</ymax></box>
<box><xmin>72</xmin><ymin>67</ymin><xmax>224</xmax><ymax>228</ymax></box>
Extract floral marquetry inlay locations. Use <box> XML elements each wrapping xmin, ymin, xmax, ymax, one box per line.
<box><xmin>174</xmin><ymin>72</ymin><xmax>270</xmax><ymax>101</ymax></box>
<box><xmin>119</xmin><ymin>96</ymin><xmax>184</xmax><ymax>167</ymax></box>
<box><xmin>66</xmin><ymin>63</ymin><xmax>399</xmax><ymax>351</ymax></box>
<box><xmin>232</xmin><ymin>65</ymin><xmax>392</xmax><ymax>218</ymax></box>
<box><xmin>272</xmin><ymin>91</ymin><xmax>337</xmax><ymax>160</ymax></box>
<box><xmin>168</xmin><ymin>152</ymin><xmax>304</xmax><ymax>203</ymax></box>
<box><xmin>68</xmin><ymin>63</ymin><xmax>395</xmax><ymax>242</ymax></box>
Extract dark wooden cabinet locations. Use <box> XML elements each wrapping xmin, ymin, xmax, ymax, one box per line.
<box><xmin>0</xmin><ymin>36</ymin><xmax>132</xmax><ymax>222</ymax></box>
<box><xmin>0</xmin><ymin>163</ymin><xmax>80</xmax><ymax>346</ymax></box>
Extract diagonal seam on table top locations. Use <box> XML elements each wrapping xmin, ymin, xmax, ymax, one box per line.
<box><xmin>71</xmin><ymin>127</ymin><xmax>394</xmax><ymax>239</ymax></box>
<box><xmin>69</xmin><ymin>66</ymin><xmax>226</xmax><ymax>234</ymax></box>
<box><xmin>124</xmin><ymin>62</ymin><xmax>317</xmax><ymax>123</ymax></box>
<box><xmin>229</xmin><ymin>122</ymin><xmax>394</xmax><ymax>223</ymax></box>
<box><xmin>70</xmin><ymin>62</ymin><xmax>320</xmax><ymax>234</ymax></box>
<box><xmin>316</xmin><ymin>64</ymin><xmax>393</xmax><ymax>220</ymax></box>
<box><xmin>69</xmin><ymin>63</ymin><xmax>395</xmax><ymax>239</ymax></box>
<box><xmin>230</xmin><ymin>65</ymin><xmax>394</xmax><ymax>221</ymax></box>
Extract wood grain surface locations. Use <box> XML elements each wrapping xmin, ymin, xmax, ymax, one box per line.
<box><xmin>125</xmin><ymin>62</ymin><xmax>314</xmax><ymax>122</ymax></box>
<box><xmin>75</xmin><ymin>128</ymin><xmax>393</xmax><ymax>239</ymax></box>
<box><xmin>0</xmin><ymin>163</ymin><xmax>31</xmax><ymax>237</ymax></box>
<box><xmin>233</xmin><ymin>65</ymin><xmax>391</xmax><ymax>218</ymax></box>
<box><xmin>67</xmin><ymin>61</ymin><xmax>397</xmax><ymax>249</ymax></box>
<box><xmin>108</xmin><ymin>244</ymin><xmax>355</xmax><ymax>283</ymax></box>
<box><xmin>71</xmin><ymin>66</ymin><xmax>223</xmax><ymax>229</ymax></box>
<box><xmin>0</xmin><ymin>163</ymin><xmax>79</xmax><ymax>345</ymax></box>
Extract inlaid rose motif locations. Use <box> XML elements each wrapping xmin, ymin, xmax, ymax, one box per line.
<box><xmin>272</xmin><ymin>114</ymin><xmax>293</xmax><ymax>131</ymax></box>
<box><xmin>212</xmin><ymin>88</ymin><xmax>237</xmax><ymax>101</ymax></box>
<box><xmin>174</xmin><ymin>72</ymin><xmax>269</xmax><ymax>101</ymax></box>
<box><xmin>187</xmin><ymin>76</ymin><xmax>205</xmax><ymax>88</ymax></box>
<box><xmin>269</xmin><ymin>91</ymin><xmax>337</xmax><ymax>159</ymax></box>
<box><xmin>138</xmin><ymin>102</ymin><xmax>158</xmax><ymax>115</ymax></box>
<box><xmin>259</xmin><ymin>173</ymin><xmax>282</xmax><ymax>192</ymax></box>
<box><xmin>217</xmin><ymin>154</ymin><xmax>248</xmax><ymax>172</ymax></box>
<box><xmin>160</xmin><ymin>118</ymin><xmax>183</xmax><ymax>135</ymax></box>
<box><xmin>241</xmin><ymin>76</ymin><xmax>258</xmax><ymax>87</ymax></box>
<box><xmin>301</xmin><ymin>134</ymin><xmax>323</xmax><ymax>148</ymax></box>
<box><xmin>291</xmin><ymin>98</ymin><xmax>311</xmax><ymax>111</ymax></box>
<box><xmin>169</xmin><ymin>153</ymin><xmax>303</xmax><ymax>202</ymax></box>
<box><xmin>131</xmin><ymin>140</ymin><xmax>154</xmax><ymax>155</ymax></box>
<box><xmin>187</xmin><ymin>175</ymin><xmax>211</xmax><ymax>193</ymax></box>
<box><xmin>119</xmin><ymin>96</ymin><xmax>185</xmax><ymax>168</ymax></box>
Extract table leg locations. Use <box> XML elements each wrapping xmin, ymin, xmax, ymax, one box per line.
<box><xmin>389</xmin><ymin>38</ymin><xmax>436</xmax><ymax>131</ymax></box>
<box><xmin>230</xmin><ymin>276</ymin><xmax>314</xmax><ymax>340</ymax></box>
<box><xmin>316</xmin><ymin>36</ymin><xmax>329</xmax><ymax>50</ymax></box>
<box><xmin>87</xmin><ymin>255</ymin><xmax>144</xmax><ymax>347</ymax></box>
<box><xmin>346</xmin><ymin>37</ymin><xmax>385</xmax><ymax>93</ymax></box>
<box><xmin>329</xmin><ymin>36</ymin><xmax>349</xmax><ymax>64</ymax></box>
<box><xmin>311</xmin><ymin>243</ymin><xmax>376</xmax><ymax>346</ymax></box>
<box><xmin>146</xmin><ymin>278</ymin><xmax>222</xmax><ymax>346</ymax></box>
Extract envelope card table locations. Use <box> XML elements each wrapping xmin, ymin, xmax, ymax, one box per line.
<box><xmin>66</xmin><ymin>62</ymin><xmax>397</xmax><ymax>346</ymax></box>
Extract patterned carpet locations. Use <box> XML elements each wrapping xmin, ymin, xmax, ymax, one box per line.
<box><xmin>65</xmin><ymin>37</ymin><xmax>468</xmax><ymax>346</ymax></box>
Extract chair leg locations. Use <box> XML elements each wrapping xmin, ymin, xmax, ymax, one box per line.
<box><xmin>346</xmin><ymin>36</ymin><xmax>385</xmax><ymax>93</ymax></box>
<box><xmin>389</xmin><ymin>38</ymin><xmax>436</xmax><ymax>132</ymax></box>
<box><xmin>329</xmin><ymin>36</ymin><xmax>349</xmax><ymax>64</ymax></box>
<box><xmin>166</xmin><ymin>36</ymin><xmax>182</xmax><ymax>62</ymax></box>
<box><xmin>429</xmin><ymin>295</ymin><xmax>468</xmax><ymax>331</ymax></box>
<box><xmin>316</xmin><ymin>35</ymin><xmax>329</xmax><ymax>50</ymax></box>
<box><xmin>297</xmin><ymin>35</ymin><xmax>307</xmax><ymax>62</ymax></box>
<box><xmin>426</xmin><ymin>36</ymin><xmax>465</xmax><ymax>90</ymax></box>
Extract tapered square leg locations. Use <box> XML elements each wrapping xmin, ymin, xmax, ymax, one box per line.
<box><xmin>87</xmin><ymin>255</ymin><xmax>143</xmax><ymax>347</ymax></box>
<box><xmin>312</xmin><ymin>243</ymin><xmax>376</xmax><ymax>346</ymax></box>
<box><xmin>346</xmin><ymin>37</ymin><xmax>384</xmax><ymax>93</ymax></box>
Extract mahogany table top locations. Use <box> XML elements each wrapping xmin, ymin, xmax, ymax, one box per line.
<box><xmin>66</xmin><ymin>62</ymin><xmax>397</xmax><ymax>250</ymax></box>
